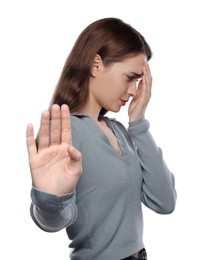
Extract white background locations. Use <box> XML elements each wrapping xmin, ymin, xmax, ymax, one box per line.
<box><xmin>1</xmin><ymin>0</ymin><xmax>205</xmax><ymax>259</ymax></box>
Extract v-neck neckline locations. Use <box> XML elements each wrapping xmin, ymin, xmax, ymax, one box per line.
<box><xmin>71</xmin><ymin>112</ymin><xmax>125</xmax><ymax>158</ymax></box>
<box><xmin>93</xmin><ymin>116</ymin><xmax>124</xmax><ymax>157</ymax></box>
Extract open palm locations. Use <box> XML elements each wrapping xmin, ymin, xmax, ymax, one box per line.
<box><xmin>26</xmin><ymin>104</ymin><xmax>82</xmax><ymax>195</ymax></box>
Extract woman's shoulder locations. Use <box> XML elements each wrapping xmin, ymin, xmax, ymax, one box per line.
<box><xmin>70</xmin><ymin>112</ymin><xmax>95</xmax><ymax>131</ymax></box>
<box><xmin>70</xmin><ymin>112</ymin><xmax>88</xmax><ymax>128</ymax></box>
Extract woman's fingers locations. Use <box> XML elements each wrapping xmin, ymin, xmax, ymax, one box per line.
<box><xmin>26</xmin><ymin>123</ymin><xmax>37</xmax><ymax>158</ymax></box>
<box><xmin>50</xmin><ymin>104</ymin><xmax>61</xmax><ymax>145</ymax></box>
<box><xmin>141</xmin><ymin>63</ymin><xmax>152</xmax><ymax>102</ymax></box>
<box><xmin>61</xmin><ymin>104</ymin><xmax>72</xmax><ymax>145</ymax></box>
<box><xmin>143</xmin><ymin>62</ymin><xmax>152</xmax><ymax>96</ymax></box>
<box><xmin>50</xmin><ymin>104</ymin><xmax>72</xmax><ymax>145</ymax></box>
<box><xmin>38</xmin><ymin>110</ymin><xmax>50</xmax><ymax>151</ymax></box>
<box><xmin>33</xmin><ymin>104</ymin><xmax>72</xmax><ymax>152</ymax></box>
<box><xmin>128</xmin><ymin>62</ymin><xmax>153</xmax><ymax>121</ymax></box>
<box><xmin>67</xmin><ymin>145</ymin><xmax>82</xmax><ymax>178</ymax></box>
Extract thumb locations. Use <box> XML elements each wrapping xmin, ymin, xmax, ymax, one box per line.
<box><xmin>67</xmin><ymin>145</ymin><xmax>82</xmax><ymax>163</ymax></box>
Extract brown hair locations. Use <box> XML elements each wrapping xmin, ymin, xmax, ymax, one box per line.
<box><xmin>49</xmin><ymin>17</ymin><xmax>152</xmax><ymax>115</ymax></box>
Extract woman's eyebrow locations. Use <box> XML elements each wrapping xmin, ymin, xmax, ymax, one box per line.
<box><xmin>131</xmin><ymin>72</ymin><xmax>143</xmax><ymax>78</ymax></box>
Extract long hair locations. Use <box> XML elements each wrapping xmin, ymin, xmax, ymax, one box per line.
<box><xmin>49</xmin><ymin>17</ymin><xmax>152</xmax><ymax>115</ymax></box>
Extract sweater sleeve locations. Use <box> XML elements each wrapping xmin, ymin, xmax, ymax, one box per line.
<box><xmin>30</xmin><ymin>187</ymin><xmax>77</xmax><ymax>232</ymax></box>
<box><xmin>128</xmin><ymin>118</ymin><xmax>177</xmax><ymax>214</ymax></box>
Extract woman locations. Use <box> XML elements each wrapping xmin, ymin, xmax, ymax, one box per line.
<box><xmin>26</xmin><ymin>17</ymin><xmax>176</xmax><ymax>260</ymax></box>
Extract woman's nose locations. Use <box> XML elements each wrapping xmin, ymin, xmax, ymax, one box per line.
<box><xmin>127</xmin><ymin>82</ymin><xmax>137</xmax><ymax>97</ymax></box>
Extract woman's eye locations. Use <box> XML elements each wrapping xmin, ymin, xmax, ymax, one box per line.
<box><xmin>127</xmin><ymin>76</ymin><xmax>134</xmax><ymax>81</ymax></box>
<box><xmin>127</xmin><ymin>76</ymin><xmax>140</xmax><ymax>82</ymax></box>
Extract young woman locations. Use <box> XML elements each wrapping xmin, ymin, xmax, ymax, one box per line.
<box><xmin>26</xmin><ymin>17</ymin><xmax>176</xmax><ymax>260</ymax></box>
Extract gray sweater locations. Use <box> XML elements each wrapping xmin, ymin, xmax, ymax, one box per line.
<box><xmin>30</xmin><ymin>114</ymin><xmax>176</xmax><ymax>260</ymax></box>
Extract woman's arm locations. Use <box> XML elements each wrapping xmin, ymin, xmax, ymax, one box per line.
<box><xmin>30</xmin><ymin>187</ymin><xmax>77</xmax><ymax>232</ymax></box>
<box><xmin>128</xmin><ymin>118</ymin><xmax>177</xmax><ymax>214</ymax></box>
<box><xmin>26</xmin><ymin>104</ymin><xmax>82</xmax><ymax>231</ymax></box>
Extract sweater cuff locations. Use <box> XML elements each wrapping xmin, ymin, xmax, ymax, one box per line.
<box><xmin>31</xmin><ymin>187</ymin><xmax>76</xmax><ymax>212</ymax></box>
<box><xmin>128</xmin><ymin>117</ymin><xmax>150</xmax><ymax>135</ymax></box>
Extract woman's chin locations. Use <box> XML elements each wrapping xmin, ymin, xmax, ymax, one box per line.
<box><xmin>110</xmin><ymin>107</ymin><xmax>121</xmax><ymax>113</ymax></box>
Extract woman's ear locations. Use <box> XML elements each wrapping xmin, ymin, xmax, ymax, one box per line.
<box><xmin>90</xmin><ymin>54</ymin><xmax>102</xmax><ymax>77</ymax></box>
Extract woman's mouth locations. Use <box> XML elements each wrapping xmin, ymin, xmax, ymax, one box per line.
<box><xmin>120</xmin><ymin>99</ymin><xmax>127</xmax><ymax>106</ymax></box>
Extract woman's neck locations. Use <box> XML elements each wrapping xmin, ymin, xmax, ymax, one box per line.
<box><xmin>78</xmin><ymin>105</ymin><xmax>102</xmax><ymax>122</ymax></box>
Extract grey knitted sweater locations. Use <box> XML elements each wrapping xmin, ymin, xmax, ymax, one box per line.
<box><xmin>30</xmin><ymin>114</ymin><xmax>176</xmax><ymax>260</ymax></box>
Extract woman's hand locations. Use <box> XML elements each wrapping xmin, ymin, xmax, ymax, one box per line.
<box><xmin>128</xmin><ymin>62</ymin><xmax>152</xmax><ymax>122</ymax></box>
<box><xmin>26</xmin><ymin>104</ymin><xmax>82</xmax><ymax>195</ymax></box>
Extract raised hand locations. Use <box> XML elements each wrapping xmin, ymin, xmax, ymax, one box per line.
<box><xmin>128</xmin><ymin>62</ymin><xmax>152</xmax><ymax>122</ymax></box>
<box><xmin>26</xmin><ymin>104</ymin><xmax>82</xmax><ymax>195</ymax></box>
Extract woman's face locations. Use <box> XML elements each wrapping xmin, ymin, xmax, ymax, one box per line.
<box><xmin>90</xmin><ymin>53</ymin><xmax>147</xmax><ymax>113</ymax></box>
